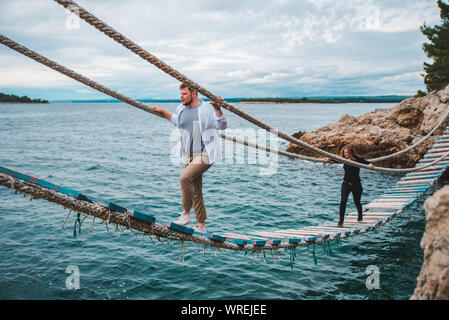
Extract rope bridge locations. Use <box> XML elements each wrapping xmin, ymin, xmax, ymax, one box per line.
<box><xmin>1</xmin><ymin>122</ymin><xmax>448</xmax><ymax>254</ymax></box>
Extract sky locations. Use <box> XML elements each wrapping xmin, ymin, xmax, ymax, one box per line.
<box><xmin>0</xmin><ymin>0</ymin><xmax>443</xmax><ymax>101</ymax></box>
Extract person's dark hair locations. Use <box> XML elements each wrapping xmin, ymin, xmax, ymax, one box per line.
<box><xmin>179</xmin><ymin>83</ymin><xmax>196</xmax><ymax>94</ymax></box>
<box><xmin>340</xmin><ymin>145</ymin><xmax>359</xmax><ymax>160</ymax></box>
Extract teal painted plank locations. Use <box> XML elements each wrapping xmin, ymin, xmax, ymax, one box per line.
<box><xmin>76</xmin><ymin>193</ymin><xmax>93</xmax><ymax>203</ymax></box>
<box><xmin>209</xmin><ymin>234</ymin><xmax>226</xmax><ymax>242</ymax></box>
<box><xmin>232</xmin><ymin>239</ymin><xmax>247</xmax><ymax>245</ymax></box>
<box><xmin>169</xmin><ymin>222</ymin><xmax>194</xmax><ymax>235</ymax></box>
<box><xmin>108</xmin><ymin>202</ymin><xmax>127</xmax><ymax>213</ymax></box>
<box><xmin>132</xmin><ymin>211</ymin><xmax>156</xmax><ymax>223</ymax></box>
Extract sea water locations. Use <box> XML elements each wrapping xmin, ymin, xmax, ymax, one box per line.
<box><xmin>0</xmin><ymin>102</ymin><xmax>438</xmax><ymax>300</ymax></box>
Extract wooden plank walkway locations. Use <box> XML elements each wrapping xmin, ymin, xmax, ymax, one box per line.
<box><xmin>202</xmin><ymin>125</ymin><xmax>449</xmax><ymax>247</ymax></box>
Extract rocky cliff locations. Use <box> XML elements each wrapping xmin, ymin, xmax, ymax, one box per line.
<box><xmin>411</xmin><ymin>185</ymin><xmax>449</xmax><ymax>300</ymax></box>
<box><xmin>286</xmin><ymin>84</ymin><xmax>449</xmax><ymax>168</ymax></box>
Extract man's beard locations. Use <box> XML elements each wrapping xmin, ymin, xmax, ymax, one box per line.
<box><xmin>184</xmin><ymin>96</ymin><xmax>192</xmax><ymax>106</ymax></box>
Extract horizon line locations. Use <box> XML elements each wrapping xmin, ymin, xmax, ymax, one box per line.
<box><xmin>48</xmin><ymin>94</ymin><xmax>413</xmax><ymax>103</ymax></box>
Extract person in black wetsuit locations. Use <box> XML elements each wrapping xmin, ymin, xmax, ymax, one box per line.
<box><xmin>326</xmin><ymin>146</ymin><xmax>374</xmax><ymax>227</ymax></box>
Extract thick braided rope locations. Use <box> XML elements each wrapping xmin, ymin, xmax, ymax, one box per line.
<box><xmin>220</xmin><ymin>133</ymin><xmax>327</xmax><ymax>162</ymax></box>
<box><xmin>3</xmin><ymin>33</ymin><xmax>449</xmax><ymax>172</ymax></box>
<box><xmin>54</xmin><ymin>0</ymin><xmax>436</xmax><ymax>172</ymax></box>
<box><xmin>0</xmin><ymin>35</ymin><xmax>162</xmax><ymax>119</ymax></box>
<box><xmin>1</xmin><ymin>173</ymin><xmax>297</xmax><ymax>251</ymax></box>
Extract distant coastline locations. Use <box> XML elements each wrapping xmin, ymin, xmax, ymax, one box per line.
<box><xmin>49</xmin><ymin>95</ymin><xmax>411</xmax><ymax>104</ymax></box>
<box><xmin>0</xmin><ymin>92</ymin><xmax>49</xmax><ymax>104</ymax></box>
<box><xmin>236</xmin><ymin>96</ymin><xmax>411</xmax><ymax>104</ymax></box>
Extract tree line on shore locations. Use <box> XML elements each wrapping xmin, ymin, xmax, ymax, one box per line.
<box><xmin>416</xmin><ymin>0</ymin><xmax>449</xmax><ymax>97</ymax></box>
<box><xmin>0</xmin><ymin>92</ymin><xmax>48</xmax><ymax>103</ymax></box>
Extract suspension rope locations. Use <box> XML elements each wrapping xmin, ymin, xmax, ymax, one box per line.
<box><xmin>2</xmin><ymin>33</ymin><xmax>449</xmax><ymax>172</ymax></box>
<box><xmin>53</xmin><ymin>0</ymin><xmax>449</xmax><ymax>172</ymax></box>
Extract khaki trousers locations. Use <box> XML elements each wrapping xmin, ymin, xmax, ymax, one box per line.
<box><xmin>180</xmin><ymin>153</ymin><xmax>212</xmax><ymax>224</ymax></box>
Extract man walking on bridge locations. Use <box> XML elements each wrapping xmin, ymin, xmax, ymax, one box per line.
<box><xmin>152</xmin><ymin>84</ymin><xmax>227</xmax><ymax>233</ymax></box>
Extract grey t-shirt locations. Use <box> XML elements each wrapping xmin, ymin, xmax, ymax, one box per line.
<box><xmin>179</xmin><ymin>102</ymin><xmax>205</xmax><ymax>157</ymax></box>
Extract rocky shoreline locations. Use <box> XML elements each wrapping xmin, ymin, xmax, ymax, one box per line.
<box><xmin>285</xmin><ymin>84</ymin><xmax>449</xmax><ymax>168</ymax></box>
<box><xmin>411</xmin><ymin>185</ymin><xmax>449</xmax><ymax>299</ymax></box>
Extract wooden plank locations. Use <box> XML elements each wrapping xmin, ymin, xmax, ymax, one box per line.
<box><xmin>365</xmin><ymin>206</ymin><xmax>402</xmax><ymax>210</ymax></box>
<box><xmin>253</xmin><ymin>231</ymin><xmax>315</xmax><ymax>243</ymax></box>
<box><xmin>302</xmin><ymin>227</ymin><xmax>345</xmax><ymax>236</ymax></box>
<box><xmin>373</xmin><ymin>198</ymin><xmax>410</xmax><ymax>202</ymax></box>
<box><xmin>366</xmin><ymin>202</ymin><xmax>404</xmax><ymax>207</ymax></box>
<box><xmin>418</xmin><ymin>157</ymin><xmax>448</xmax><ymax>163</ymax></box>
<box><xmin>389</xmin><ymin>184</ymin><xmax>429</xmax><ymax>189</ymax></box>
<box><xmin>306</xmin><ymin>225</ymin><xmax>361</xmax><ymax>233</ymax></box>
<box><xmin>381</xmin><ymin>195</ymin><xmax>416</xmax><ymax>199</ymax></box>
<box><xmin>337</xmin><ymin>222</ymin><xmax>376</xmax><ymax>228</ymax></box>
<box><xmin>407</xmin><ymin>168</ymin><xmax>444</xmax><ymax>173</ymax></box>
<box><xmin>383</xmin><ymin>191</ymin><xmax>421</xmax><ymax>195</ymax></box>
<box><xmin>424</xmin><ymin>153</ymin><xmax>449</xmax><ymax>159</ymax></box>
<box><xmin>344</xmin><ymin>216</ymin><xmax>388</xmax><ymax>223</ymax></box>
<box><xmin>264</xmin><ymin>230</ymin><xmax>314</xmax><ymax>238</ymax></box>
<box><xmin>365</xmin><ymin>207</ymin><xmax>403</xmax><ymax>211</ymax></box>
<box><xmin>281</xmin><ymin>229</ymin><xmax>330</xmax><ymax>237</ymax></box>
<box><xmin>264</xmin><ymin>230</ymin><xmax>318</xmax><ymax>240</ymax></box>
<box><xmin>432</xmin><ymin>142</ymin><xmax>449</xmax><ymax>148</ymax></box>
<box><xmin>385</xmin><ymin>187</ymin><xmax>423</xmax><ymax>191</ymax></box>
<box><xmin>369</xmin><ymin>202</ymin><xmax>408</xmax><ymax>207</ymax></box>
<box><xmin>221</xmin><ymin>233</ymin><xmax>255</xmax><ymax>240</ymax></box>
<box><xmin>397</xmin><ymin>180</ymin><xmax>433</xmax><ymax>186</ymax></box>
<box><xmin>370</xmin><ymin>202</ymin><xmax>408</xmax><ymax>207</ymax></box>
<box><xmin>386</xmin><ymin>187</ymin><xmax>424</xmax><ymax>190</ymax></box>
<box><xmin>373</xmin><ymin>197</ymin><xmax>411</xmax><ymax>201</ymax></box>
<box><xmin>404</xmin><ymin>173</ymin><xmax>441</xmax><ymax>179</ymax></box>
<box><xmin>335</xmin><ymin>219</ymin><xmax>383</xmax><ymax>225</ymax></box>
<box><xmin>401</xmin><ymin>175</ymin><xmax>437</xmax><ymax>181</ymax></box>
<box><xmin>417</xmin><ymin>159</ymin><xmax>448</xmax><ymax>165</ymax></box>
<box><xmin>362</xmin><ymin>212</ymin><xmax>397</xmax><ymax>216</ymax></box>
<box><xmin>397</xmin><ymin>177</ymin><xmax>435</xmax><ymax>183</ymax></box>
<box><xmin>252</xmin><ymin>231</ymin><xmax>289</xmax><ymax>240</ymax></box>
<box><xmin>428</xmin><ymin>148</ymin><xmax>449</xmax><ymax>153</ymax></box>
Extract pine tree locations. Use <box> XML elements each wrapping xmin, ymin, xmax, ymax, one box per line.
<box><xmin>420</xmin><ymin>0</ymin><xmax>449</xmax><ymax>93</ymax></box>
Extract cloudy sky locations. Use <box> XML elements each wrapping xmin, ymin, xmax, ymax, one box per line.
<box><xmin>0</xmin><ymin>0</ymin><xmax>442</xmax><ymax>100</ymax></box>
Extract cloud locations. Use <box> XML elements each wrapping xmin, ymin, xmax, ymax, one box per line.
<box><xmin>0</xmin><ymin>0</ymin><xmax>442</xmax><ymax>99</ymax></box>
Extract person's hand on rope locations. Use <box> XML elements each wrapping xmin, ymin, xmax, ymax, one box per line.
<box><xmin>152</xmin><ymin>106</ymin><xmax>172</xmax><ymax>121</ymax></box>
<box><xmin>211</xmin><ymin>96</ymin><xmax>224</xmax><ymax>118</ymax></box>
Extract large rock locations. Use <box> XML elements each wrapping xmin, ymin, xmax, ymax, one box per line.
<box><xmin>286</xmin><ymin>85</ymin><xmax>449</xmax><ymax>168</ymax></box>
<box><xmin>411</xmin><ymin>185</ymin><xmax>449</xmax><ymax>300</ymax></box>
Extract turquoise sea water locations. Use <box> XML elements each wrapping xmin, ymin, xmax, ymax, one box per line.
<box><xmin>0</xmin><ymin>102</ymin><xmax>440</xmax><ymax>300</ymax></box>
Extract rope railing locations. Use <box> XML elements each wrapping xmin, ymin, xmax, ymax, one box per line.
<box><xmin>53</xmin><ymin>0</ymin><xmax>445</xmax><ymax>173</ymax></box>
<box><xmin>0</xmin><ymin>172</ymin><xmax>300</xmax><ymax>251</ymax></box>
<box><xmin>2</xmin><ymin>33</ymin><xmax>449</xmax><ymax>172</ymax></box>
